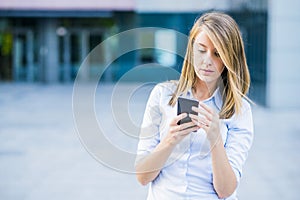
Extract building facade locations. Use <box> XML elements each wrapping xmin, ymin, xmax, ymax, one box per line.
<box><xmin>0</xmin><ymin>0</ymin><xmax>273</xmax><ymax>106</ymax></box>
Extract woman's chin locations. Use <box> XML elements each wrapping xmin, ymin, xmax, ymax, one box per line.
<box><xmin>197</xmin><ymin>75</ymin><xmax>218</xmax><ymax>84</ymax></box>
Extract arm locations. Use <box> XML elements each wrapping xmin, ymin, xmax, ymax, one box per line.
<box><xmin>210</xmin><ymin>138</ymin><xmax>237</xmax><ymax>198</ymax></box>
<box><xmin>135</xmin><ymin>136</ymin><xmax>174</xmax><ymax>186</ymax></box>
<box><xmin>190</xmin><ymin>102</ymin><xmax>253</xmax><ymax>198</ymax></box>
<box><xmin>136</xmin><ymin>115</ymin><xmax>199</xmax><ymax>185</ymax></box>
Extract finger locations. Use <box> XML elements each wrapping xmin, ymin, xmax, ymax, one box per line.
<box><xmin>180</xmin><ymin>121</ymin><xmax>197</xmax><ymax>130</ymax></box>
<box><xmin>170</xmin><ymin>113</ymin><xmax>188</xmax><ymax>126</ymax></box>
<box><xmin>192</xmin><ymin>106</ymin><xmax>212</xmax><ymax>121</ymax></box>
<box><xmin>189</xmin><ymin>113</ymin><xmax>210</xmax><ymax>126</ymax></box>
<box><xmin>191</xmin><ymin>119</ymin><xmax>202</xmax><ymax>128</ymax></box>
<box><xmin>191</xmin><ymin>119</ymin><xmax>210</xmax><ymax>133</ymax></box>
<box><xmin>191</xmin><ymin>106</ymin><xmax>210</xmax><ymax>116</ymax></box>
<box><xmin>177</xmin><ymin>125</ymin><xmax>199</xmax><ymax>136</ymax></box>
<box><xmin>201</xmin><ymin>124</ymin><xmax>210</xmax><ymax>133</ymax></box>
<box><xmin>171</xmin><ymin>121</ymin><xmax>196</xmax><ymax>133</ymax></box>
<box><xmin>191</xmin><ymin>118</ymin><xmax>207</xmax><ymax>128</ymax></box>
<box><xmin>199</xmin><ymin>102</ymin><xmax>213</xmax><ymax>114</ymax></box>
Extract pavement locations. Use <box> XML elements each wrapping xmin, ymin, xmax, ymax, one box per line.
<box><xmin>0</xmin><ymin>82</ymin><xmax>299</xmax><ymax>200</ymax></box>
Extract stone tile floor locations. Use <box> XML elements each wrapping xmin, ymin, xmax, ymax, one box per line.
<box><xmin>0</xmin><ymin>83</ymin><xmax>299</xmax><ymax>200</ymax></box>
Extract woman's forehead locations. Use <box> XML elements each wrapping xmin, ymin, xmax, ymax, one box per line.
<box><xmin>194</xmin><ymin>31</ymin><xmax>215</xmax><ymax>49</ymax></box>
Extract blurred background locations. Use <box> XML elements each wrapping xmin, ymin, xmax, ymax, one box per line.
<box><xmin>0</xmin><ymin>0</ymin><xmax>300</xmax><ymax>199</ymax></box>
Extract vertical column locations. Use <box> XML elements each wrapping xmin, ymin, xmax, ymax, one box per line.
<box><xmin>38</xmin><ymin>18</ymin><xmax>59</xmax><ymax>83</ymax></box>
<box><xmin>77</xmin><ymin>30</ymin><xmax>90</xmax><ymax>81</ymax></box>
<box><xmin>103</xmin><ymin>32</ymin><xmax>113</xmax><ymax>82</ymax></box>
<box><xmin>13</xmin><ymin>35</ymin><xmax>21</xmax><ymax>81</ymax></box>
<box><xmin>63</xmin><ymin>33</ymin><xmax>71</xmax><ymax>82</ymax></box>
<box><xmin>26</xmin><ymin>30</ymin><xmax>34</xmax><ymax>82</ymax></box>
<box><xmin>115</xmin><ymin>12</ymin><xmax>137</xmax><ymax>81</ymax></box>
<box><xmin>266</xmin><ymin>1</ymin><xmax>300</xmax><ymax>108</ymax></box>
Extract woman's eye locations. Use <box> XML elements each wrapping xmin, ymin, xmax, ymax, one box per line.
<box><xmin>198</xmin><ymin>49</ymin><xmax>205</xmax><ymax>53</ymax></box>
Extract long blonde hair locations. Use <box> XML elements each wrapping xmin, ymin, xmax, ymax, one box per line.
<box><xmin>169</xmin><ymin>12</ymin><xmax>250</xmax><ymax>119</ymax></box>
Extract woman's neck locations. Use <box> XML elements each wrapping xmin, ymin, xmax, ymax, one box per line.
<box><xmin>192</xmin><ymin>79</ymin><xmax>219</xmax><ymax>101</ymax></box>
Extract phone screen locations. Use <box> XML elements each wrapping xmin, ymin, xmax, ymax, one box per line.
<box><xmin>177</xmin><ymin>97</ymin><xmax>199</xmax><ymax>125</ymax></box>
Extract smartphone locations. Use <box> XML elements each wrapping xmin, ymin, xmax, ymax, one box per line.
<box><xmin>177</xmin><ymin>97</ymin><xmax>199</xmax><ymax>125</ymax></box>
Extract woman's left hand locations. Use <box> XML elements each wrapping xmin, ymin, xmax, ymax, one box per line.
<box><xmin>189</xmin><ymin>102</ymin><xmax>221</xmax><ymax>145</ymax></box>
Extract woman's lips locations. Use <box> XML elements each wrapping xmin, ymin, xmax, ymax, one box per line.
<box><xmin>200</xmin><ymin>69</ymin><xmax>214</xmax><ymax>73</ymax></box>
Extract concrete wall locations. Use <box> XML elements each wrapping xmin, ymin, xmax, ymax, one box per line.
<box><xmin>0</xmin><ymin>0</ymin><xmax>134</xmax><ymax>10</ymax></box>
<box><xmin>266</xmin><ymin>1</ymin><xmax>300</xmax><ymax>108</ymax></box>
<box><xmin>136</xmin><ymin>0</ymin><xmax>267</xmax><ymax>12</ymax></box>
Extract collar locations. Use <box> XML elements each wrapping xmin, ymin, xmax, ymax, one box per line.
<box><xmin>186</xmin><ymin>87</ymin><xmax>223</xmax><ymax>110</ymax></box>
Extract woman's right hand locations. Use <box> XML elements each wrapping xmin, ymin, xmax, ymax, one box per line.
<box><xmin>136</xmin><ymin>113</ymin><xmax>198</xmax><ymax>185</ymax></box>
<box><xmin>162</xmin><ymin>113</ymin><xmax>199</xmax><ymax>147</ymax></box>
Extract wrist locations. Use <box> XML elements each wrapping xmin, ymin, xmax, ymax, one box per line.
<box><xmin>209</xmin><ymin>136</ymin><xmax>223</xmax><ymax>150</ymax></box>
<box><xmin>155</xmin><ymin>137</ymin><xmax>176</xmax><ymax>153</ymax></box>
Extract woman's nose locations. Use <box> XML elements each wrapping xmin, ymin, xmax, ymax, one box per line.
<box><xmin>203</xmin><ymin>55</ymin><xmax>212</xmax><ymax>66</ymax></box>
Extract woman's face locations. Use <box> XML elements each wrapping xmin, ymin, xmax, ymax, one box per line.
<box><xmin>192</xmin><ymin>31</ymin><xmax>225</xmax><ymax>84</ymax></box>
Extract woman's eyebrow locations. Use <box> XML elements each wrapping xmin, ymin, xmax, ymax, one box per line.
<box><xmin>198</xmin><ymin>43</ymin><xmax>207</xmax><ymax>47</ymax></box>
<box><xmin>197</xmin><ymin>43</ymin><xmax>217</xmax><ymax>51</ymax></box>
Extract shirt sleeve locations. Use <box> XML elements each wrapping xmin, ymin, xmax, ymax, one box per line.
<box><xmin>135</xmin><ymin>84</ymin><xmax>162</xmax><ymax>166</ymax></box>
<box><xmin>224</xmin><ymin>100</ymin><xmax>254</xmax><ymax>184</ymax></box>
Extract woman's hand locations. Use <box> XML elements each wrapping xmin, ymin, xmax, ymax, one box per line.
<box><xmin>162</xmin><ymin>113</ymin><xmax>199</xmax><ymax>147</ymax></box>
<box><xmin>136</xmin><ymin>113</ymin><xmax>199</xmax><ymax>185</ymax></box>
<box><xmin>189</xmin><ymin>102</ymin><xmax>222</xmax><ymax>145</ymax></box>
<box><xmin>190</xmin><ymin>102</ymin><xmax>238</xmax><ymax>198</ymax></box>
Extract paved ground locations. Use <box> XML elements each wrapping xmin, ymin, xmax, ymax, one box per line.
<box><xmin>0</xmin><ymin>83</ymin><xmax>299</xmax><ymax>200</ymax></box>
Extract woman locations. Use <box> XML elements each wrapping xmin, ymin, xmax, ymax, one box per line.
<box><xmin>135</xmin><ymin>11</ymin><xmax>254</xmax><ymax>200</ymax></box>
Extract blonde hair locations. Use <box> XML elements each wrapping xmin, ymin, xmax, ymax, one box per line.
<box><xmin>169</xmin><ymin>12</ymin><xmax>251</xmax><ymax>119</ymax></box>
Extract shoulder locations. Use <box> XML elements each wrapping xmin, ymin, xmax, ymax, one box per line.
<box><xmin>224</xmin><ymin>97</ymin><xmax>252</xmax><ymax>122</ymax></box>
<box><xmin>230</xmin><ymin>97</ymin><xmax>253</xmax><ymax>123</ymax></box>
<box><xmin>223</xmin><ymin>97</ymin><xmax>253</xmax><ymax>132</ymax></box>
<box><xmin>146</xmin><ymin>80</ymin><xmax>178</xmax><ymax>105</ymax></box>
<box><xmin>151</xmin><ymin>80</ymin><xmax>178</xmax><ymax>97</ymax></box>
<box><xmin>241</xmin><ymin>97</ymin><xmax>252</xmax><ymax>114</ymax></box>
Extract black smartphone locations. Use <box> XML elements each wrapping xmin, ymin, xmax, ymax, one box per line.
<box><xmin>177</xmin><ymin>97</ymin><xmax>199</xmax><ymax>125</ymax></box>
